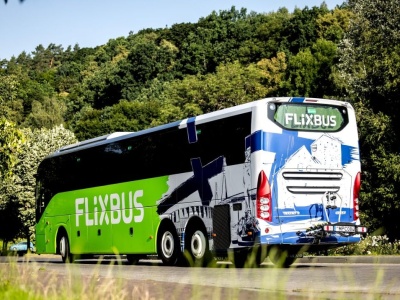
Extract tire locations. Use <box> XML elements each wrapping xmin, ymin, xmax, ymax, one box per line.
<box><xmin>268</xmin><ymin>246</ymin><xmax>297</xmax><ymax>268</ymax></box>
<box><xmin>157</xmin><ymin>222</ymin><xmax>180</xmax><ymax>266</ymax></box>
<box><xmin>59</xmin><ymin>233</ymin><xmax>74</xmax><ymax>263</ymax></box>
<box><xmin>244</xmin><ymin>246</ymin><xmax>267</xmax><ymax>268</ymax></box>
<box><xmin>184</xmin><ymin>226</ymin><xmax>213</xmax><ymax>267</ymax></box>
<box><xmin>233</xmin><ymin>251</ymin><xmax>248</xmax><ymax>268</ymax></box>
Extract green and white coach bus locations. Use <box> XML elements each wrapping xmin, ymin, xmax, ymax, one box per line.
<box><xmin>35</xmin><ymin>97</ymin><xmax>367</xmax><ymax>267</ymax></box>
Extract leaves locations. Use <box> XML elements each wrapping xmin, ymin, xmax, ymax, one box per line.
<box><xmin>0</xmin><ymin>125</ymin><xmax>77</xmax><ymax>241</ymax></box>
<box><xmin>0</xmin><ymin>119</ymin><xmax>24</xmax><ymax>180</ymax></box>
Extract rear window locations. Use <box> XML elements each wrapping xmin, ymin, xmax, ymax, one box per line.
<box><xmin>269</xmin><ymin>103</ymin><xmax>348</xmax><ymax>132</ymax></box>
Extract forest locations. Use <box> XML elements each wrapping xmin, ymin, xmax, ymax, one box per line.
<box><xmin>1</xmin><ymin>0</ymin><xmax>400</xmax><ymax>248</ymax></box>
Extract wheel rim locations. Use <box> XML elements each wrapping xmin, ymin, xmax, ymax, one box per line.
<box><xmin>60</xmin><ymin>236</ymin><xmax>66</xmax><ymax>258</ymax></box>
<box><xmin>190</xmin><ymin>230</ymin><xmax>206</xmax><ymax>259</ymax></box>
<box><xmin>161</xmin><ymin>231</ymin><xmax>174</xmax><ymax>259</ymax></box>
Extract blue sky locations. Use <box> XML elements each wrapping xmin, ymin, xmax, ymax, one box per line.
<box><xmin>0</xmin><ymin>0</ymin><xmax>344</xmax><ymax>60</ymax></box>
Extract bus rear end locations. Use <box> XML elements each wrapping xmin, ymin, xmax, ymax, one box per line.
<box><xmin>251</xmin><ymin>97</ymin><xmax>366</xmax><ymax>264</ymax></box>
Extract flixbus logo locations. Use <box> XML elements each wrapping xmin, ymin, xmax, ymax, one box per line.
<box><xmin>75</xmin><ymin>190</ymin><xmax>144</xmax><ymax>227</ymax></box>
<box><xmin>284</xmin><ymin>113</ymin><xmax>337</xmax><ymax>128</ymax></box>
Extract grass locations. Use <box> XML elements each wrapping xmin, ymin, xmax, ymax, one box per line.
<box><xmin>0</xmin><ymin>257</ymin><xmax>156</xmax><ymax>300</ymax></box>
<box><xmin>0</xmin><ymin>235</ymin><xmax>399</xmax><ymax>299</ymax></box>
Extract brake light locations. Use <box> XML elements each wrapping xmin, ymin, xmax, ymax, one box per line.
<box><xmin>257</xmin><ymin>170</ymin><xmax>272</xmax><ymax>222</ymax></box>
<box><xmin>353</xmin><ymin>172</ymin><xmax>361</xmax><ymax>220</ymax></box>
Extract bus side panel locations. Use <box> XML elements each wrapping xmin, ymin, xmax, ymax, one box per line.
<box><xmin>112</xmin><ymin>207</ymin><xmax>158</xmax><ymax>254</ymax></box>
<box><xmin>38</xmin><ymin>176</ymin><xmax>168</xmax><ymax>255</ymax></box>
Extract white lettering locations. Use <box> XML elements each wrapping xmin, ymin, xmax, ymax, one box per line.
<box><xmin>75</xmin><ymin>189</ymin><xmax>145</xmax><ymax>227</ymax></box>
<box><xmin>85</xmin><ymin>197</ymin><xmax>94</xmax><ymax>226</ymax></box>
<box><xmin>305</xmin><ymin>113</ymin><xmax>313</xmax><ymax>125</ymax></box>
<box><xmin>122</xmin><ymin>192</ymin><xmax>133</xmax><ymax>223</ymax></box>
<box><xmin>94</xmin><ymin>196</ymin><xmax>98</xmax><ymax>225</ymax></box>
<box><xmin>133</xmin><ymin>190</ymin><xmax>144</xmax><ymax>223</ymax></box>
<box><xmin>76</xmin><ymin>197</ymin><xmax>84</xmax><ymax>227</ymax></box>
<box><xmin>99</xmin><ymin>194</ymin><xmax>109</xmax><ymax>225</ymax></box>
<box><xmin>110</xmin><ymin>193</ymin><xmax>121</xmax><ymax>224</ymax></box>
<box><xmin>330</xmin><ymin>115</ymin><xmax>337</xmax><ymax>127</ymax></box>
<box><xmin>284</xmin><ymin>113</ymin><xmax>338</xmax><ymax>128</ymax></box>
<box><xmin>285</xmin><ymin>113</ymin><xmax>294</xmax><ymax>125</ymax></box>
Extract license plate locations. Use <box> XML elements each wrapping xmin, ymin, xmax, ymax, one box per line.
<box><xmin>334</xmin><ymin>225</ymin><xmax>355</xmax><ymax>233</ymax></box>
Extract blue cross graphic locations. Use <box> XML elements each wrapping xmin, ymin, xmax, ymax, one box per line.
<box><xmin>157</xmin><ymin>156</ymin><xmax>224</xmax><ymax>215</ymax></box>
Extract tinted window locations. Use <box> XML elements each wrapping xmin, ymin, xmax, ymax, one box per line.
<box><xmin>269</xmin><ymin>103</ymin><xmax>348</xmax><ymax>132</ymax></box>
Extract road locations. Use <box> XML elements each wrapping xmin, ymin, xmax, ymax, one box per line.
<box><xmin>1</xmin><ymin>255</ymin><xmax>400</xmax><ymax>299</ymax></box>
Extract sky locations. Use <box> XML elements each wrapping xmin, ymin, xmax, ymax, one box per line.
<box><xmin>0</xmin><ymin>0</ymin><xmax>344</xmax><ymax>60</ymax></box>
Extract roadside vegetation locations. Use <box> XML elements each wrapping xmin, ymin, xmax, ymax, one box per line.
<box><xmin>329</xmin><ymin>235</ymin><xmax>400</xmax><ymax>256</ymax></box>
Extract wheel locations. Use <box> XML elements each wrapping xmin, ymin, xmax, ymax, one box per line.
<box><xmin>184</xmin><ymin>226</ymin><xmax>213</xmax><ymax>267</ymax></box>
<box><xmin>233</xmin><ymin>251</ymin><xmax>248</xmax><ymax>268</ymax></box>
<box><xmin>157</xmin><ymin>222</ymin><xmax>180</xmax><ymax>266</ymax></box>
<box><xmin>244</xmin><ymin>246</ymin><xmax>267</xmax><ymax>268</ymax></box>
<box><xmin>59</xmin><ymin>233</ymin><xmax>74</xmax><ymax>263</ymax></box>
<box><xmin>268</xmin><ymin>246</ymin><xmax>297</xmax><ymax>268</ymax></box>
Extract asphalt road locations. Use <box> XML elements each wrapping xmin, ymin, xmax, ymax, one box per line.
<box><xmin>1</xmin><ymin>254</ymin><xmax>400</xmax><ymax>299</ymax></box>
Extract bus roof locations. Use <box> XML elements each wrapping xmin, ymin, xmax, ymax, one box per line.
<box><xmin>47</xmin><ymin>97</ymin><xmax>350</xmax><ymax>158</ymax></box>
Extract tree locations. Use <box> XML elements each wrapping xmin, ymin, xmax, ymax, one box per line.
<box><xmin>158</xmin><ymin>54</ymin><xmax>287</xmax><ymax>124</ymax></box>
<box><xmin>280</xmin><ymin>4</ymin><xmax>330</xmax><ymax>54</ymax></box>
<box><xmin>0</xmin><ymin>125</ymin><xmax>77</xmax><ymax>247</ymax></box>
<box><xmin>22</xmin><ymin>96</ymin><xmax>67</xmax><ymax>129</ymax></box>
<box><xmin>0</xmin><ymin>118</ymin><xmax>24</xmax><ymax>250</ymax></box>
<box><xmin>0</xmin><ymin>118</ymin><xmax>24</xmax><ymax>180</ymax></box>
<box><xmin>337</xmin><ymin>0</ymin><xmax>400</xmax><ymax>239</ymax></box>
<box><xmin>280</xmin><ymin>38</ymin><xmax>338</xmax><ymax>97</ymax></box>
<box><xmin>0</xmin><ymin>74</ymin><xmax>24</xmax><ymax>124</ymax></box>
<box><xmin>70</xmin><ymin>100</ymin><xmax>161</xmax><ymax>140</ymax></box>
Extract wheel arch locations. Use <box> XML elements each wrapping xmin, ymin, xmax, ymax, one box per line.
<box><xmin>183</xmin><ymin>216</ymin><xmax>210</xmax><ymax>246</ymax></box>
<box><xmin>56</xmin><ymin>226</ymin><xmax>69</xmax><ymax>255</ymax></box>
<box><xmin>184</xmin><ymin>216</ymin><xmax>207</xmax><ymax>233</ymax></box>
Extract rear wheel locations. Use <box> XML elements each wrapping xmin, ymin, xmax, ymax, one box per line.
<box><xmin>233</xmin><ymin>251</ymin><xmax>248</xmax><ymax>268</ymax></box>
<box><xmin>185</xmin><ymin>222</ymin><xmax>216</xmax><ymax>267</ymax></box>
<box><xmin>268</xmin><ymin>246</ymin><xmax>297</xmax><ymax>268</ymax></box>
<box><xmin>185</xmin><ymin>228</ymin><xmax>208</xmax><ymax>266</ymax></box>
<box><xmin>157</xmin><ymin>222</ymin><xmax>180</xmax><ymax>266</ymax></box>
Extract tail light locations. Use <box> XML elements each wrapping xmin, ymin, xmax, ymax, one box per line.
<box><xmin>257</xmin><ymin>170</ymin><xmax>272</xmax><ymax>222</ymax></box>
<box><xmin>353</xmin><ymin>172</ymin><xmax>361</xmax><ymax>220</ymax></box>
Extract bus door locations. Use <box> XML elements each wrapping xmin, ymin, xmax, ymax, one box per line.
<box><xmin>72</xmin><ymin>195</ymin><xmax>113</xmax><ymax>254</ymax></box>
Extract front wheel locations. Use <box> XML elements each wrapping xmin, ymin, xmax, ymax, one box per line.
<box><xmin>157</xmin><ymin>223</ymin><xmax>181</xmax><ymax>266</ymax></box>
<box><xmin>59</xmin><ymin>233</ymin><xmax>74</xmax><ymax>263</ymax></box>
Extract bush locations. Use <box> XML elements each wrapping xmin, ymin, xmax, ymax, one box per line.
<box><xmin>328</xmin><ymin>235</ymin><xmax>400</xmax><ymax>256</ymax></box>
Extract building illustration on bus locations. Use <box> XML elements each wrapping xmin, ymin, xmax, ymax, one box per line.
<box><xmin>35</xmin><ymin>97</ymin><xmax>367</xmax><ymax>267</ymax></box>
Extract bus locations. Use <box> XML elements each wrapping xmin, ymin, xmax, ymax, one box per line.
<box><xmin>35</xmin><ymin>97</ymin><xmax>367</xmax><ymax>267</ymax></box>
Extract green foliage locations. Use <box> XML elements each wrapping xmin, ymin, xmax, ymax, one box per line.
<box><xmin>0</xmin><ymin>119</ymin><xmax>24</xmax><ymax>180</ymax></box>
<box><xmin>280</xmin><ymin>4</ymin><xmax>330</xmax><ymax>54</ymax></box>
<box><xmin>329</xmin><ymin>235</ymin><xmax>400</xmax><ymax>256</ymax></box>
<box><xmin>70</xmin><ymin>100</ymin><xmax>161</xmax><ymax>140</ymax></box>
<box><xmin>0</xmin><ymin>126</ymin><xmax>77</xmax><ymax>242</ymax></box>
<box><xmin>338</xmin><ymin>0</ymin><xmax>400</xmax><ymax>239</ymax></box>
<box><xmin>158</xmin><ymin>54</ymin><xmax>287</xmax><ymax>124</ymax></box>
<box><xmin>281</xmin><ymin>39</ymin><xmax>338</xmax><ymax>97</ymax></box>
<box><xmin>22</xmin><ymin>96</ymin><xmax>66</xmax><ymax>129</ymax></box>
